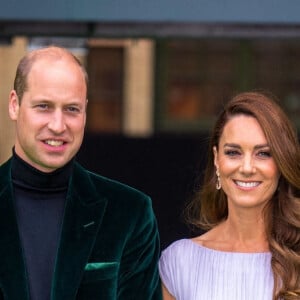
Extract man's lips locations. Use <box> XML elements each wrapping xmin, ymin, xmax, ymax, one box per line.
<box><xmin>43</xmin><ymin>139</ymin><xmax>66</xmax><ymax>147</ymax></box>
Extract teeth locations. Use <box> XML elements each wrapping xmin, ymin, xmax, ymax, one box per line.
<box><xmin>45</xmin><ymin>140</ymin><xmax>64</xmax><ymax>147</ymax></box>
<box><xmin>235</xmin><ymin>181</ymin><xmax>260</xmax><ymax>188</ymax></box>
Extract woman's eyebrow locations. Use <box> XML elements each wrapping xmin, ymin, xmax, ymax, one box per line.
<box><xmin>223</xmin><ymin>143</ymin><xmax>269</xmax><ymax>149</ymax></box>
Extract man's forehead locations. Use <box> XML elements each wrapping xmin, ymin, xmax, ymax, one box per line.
<box><xmin>30</xmin><ymin>46</ymin><xmax>71</xmax><ymax>60</ymax></box>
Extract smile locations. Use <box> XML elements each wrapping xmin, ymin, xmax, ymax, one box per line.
<box><xmin>44</xmin><ymin>140</ymin><xmax>64</xmax><ymax>147</ymax></box>
<box><xmin>234</xmin><ymin>180</ymin><xmax>260</xmax><ymax>188</ymax></box>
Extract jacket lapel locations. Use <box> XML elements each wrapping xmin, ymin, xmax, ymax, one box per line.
<box><xmin>0</xmin><ymin>159</ymin><xmax>30</xmax><ymax>300</ymax></box>
<box><xmin>51</xmin><ymin>163</ymin><xmax>108</xmax><ymax>300</ymax></box>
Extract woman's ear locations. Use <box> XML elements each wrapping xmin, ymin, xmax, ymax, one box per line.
<box><xmin>213</xmin><ymin>146</ymin><xmax>219</xmax><ymax>169</ymax></box>
<box><xmin>9</xmin><ymin>90</ymin><xmax>20</xmax><ymax>121</ymax></box>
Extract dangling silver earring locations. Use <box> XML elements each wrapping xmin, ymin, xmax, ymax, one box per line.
<box><xmin>216</xmin><ymin>169</ymin><xmax>221</xmax><ymax>190</ymax></box>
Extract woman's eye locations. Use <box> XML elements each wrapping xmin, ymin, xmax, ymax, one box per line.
<box><xmin>257</xmin><ymin>151</ymin><xmax>271</xmax><ymax>158</ymax></box>
<box><xmin>224</xmin><ymin>150</ymin><xmax>240</xmax><ymax>156</ymax></box>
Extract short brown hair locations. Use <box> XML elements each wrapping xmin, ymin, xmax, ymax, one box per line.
<box><xmin>13</xmin><ymin>46</ymin><xmax>89</xmax><ymax>102</ymax></box>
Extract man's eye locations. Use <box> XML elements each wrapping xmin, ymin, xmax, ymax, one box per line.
<box><xmin>36</xmin><ymin>104</ymin><xmax>48</xmax><ymax>110</ymax></box>
<box><xmin>67</xmin><ymin>106</ymin><xmax>80</xmax><ymax>113</ymax></box>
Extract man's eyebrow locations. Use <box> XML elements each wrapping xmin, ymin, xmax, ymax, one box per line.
<box><xmin>31</xmin><ymin>99</ymin><xmax>52</xmax><ymax>103</ymax></box>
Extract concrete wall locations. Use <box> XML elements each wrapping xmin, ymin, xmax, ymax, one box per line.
<box><xmin>0</xmin><ymin>37</ymin><xmax>27</xmax><ymax>163</ymax></box>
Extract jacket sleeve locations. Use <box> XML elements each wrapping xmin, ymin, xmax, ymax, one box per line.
<box><xmin>117</xmin><ymin>196</ymin><xmax>162</xmax><ymax>300</ymax></box>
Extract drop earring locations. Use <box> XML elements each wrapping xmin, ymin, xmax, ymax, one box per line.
<box><xmin>216</xmin><ymin>169</ymin><xmax>221</xmax><ymax>190</ymax></box>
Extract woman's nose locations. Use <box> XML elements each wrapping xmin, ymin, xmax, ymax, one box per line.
<box><xmin>239</xmin><ymin>155</ymin><xmax>256</xmax><ymax>175</ymax></box>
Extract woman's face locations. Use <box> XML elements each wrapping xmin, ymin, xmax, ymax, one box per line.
<box><xmin>213</xmin><ymin>114</ymin><xmax>280</xmax><ymax>212</ymax></box>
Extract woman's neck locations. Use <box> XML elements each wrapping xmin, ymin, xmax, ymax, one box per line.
<box><xmin>194</xmin><ymin>214</ymin><xmax>269</xmax><ymax>253</ymax></box>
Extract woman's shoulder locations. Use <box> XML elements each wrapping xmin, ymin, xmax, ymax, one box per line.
<box><xmin>159</xmin><ymin>239</ymin><xmax>207</xmax><ymax>298</ymax></box>
<box><xmin>159</xmin><ymin>239</ymin><xmax>202</xmax><ymax>275</ymax></box>
<box><xmin>160</xmin><ymin>238</ymin><xmax>210</xmax><ymax>262</ymax></box>
<box><xmin>162</xmin><ymin>238</ymin><xmax>195</xmax><ymax>253</ymax></box>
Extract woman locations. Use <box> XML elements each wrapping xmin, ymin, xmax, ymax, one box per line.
<box><xmin>159</xmin><ymin>91</ymin><xmax>300</xmax><ymax>300</ymax></box>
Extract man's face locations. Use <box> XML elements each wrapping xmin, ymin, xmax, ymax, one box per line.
<box><xmin>9</xmin><ymin>56</ymin><xmax>87</xmax><ymax>173</ymax></box>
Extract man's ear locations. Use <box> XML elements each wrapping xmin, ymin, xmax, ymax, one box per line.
<box><xmin>213</xmin><ymin>146</ymin><xmax>219</xmax><ymax>169</ymax></box>
<box><xmin>83</xmin><ymin>98</ymin><xmax>88</xmax><ymax>126</ymax></box>
<box><xmin>9</xmin><ymin>90</ymin><xmax>20</xmax><ymax>121</ymax></box>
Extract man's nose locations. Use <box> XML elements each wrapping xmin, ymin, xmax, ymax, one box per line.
<box><xmin>47</xmin><ymin>110</ymin><xmax>66</xmax><ymax>133</ymax></box>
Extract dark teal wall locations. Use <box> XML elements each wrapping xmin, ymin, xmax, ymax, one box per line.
<box><xmin>1</xmin><ymin>0</ymin><xmax>300</xmax><ymax>24</ymax></box>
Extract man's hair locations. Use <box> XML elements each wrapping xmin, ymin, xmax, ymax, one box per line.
<box><xmin>13</xmin><ymin>46</ymin><xmax>89</xmax><ymax>102</ymax></box>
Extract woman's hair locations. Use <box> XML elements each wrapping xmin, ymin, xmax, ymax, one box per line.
<box><xmin>186</xmin><ymin>91</ymin><xmax>300</xmax><ymax>299</ymax></box>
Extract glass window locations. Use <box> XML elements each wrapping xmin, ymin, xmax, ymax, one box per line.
<box><xmin>86</xmin><ymin>46</ymin><xmax>124</xmax><ymax>133</ymax></box>
<box><xmin>155</xmin><ymin>39</ymin><xmax>300</xmax><ymax>132</ymax></box>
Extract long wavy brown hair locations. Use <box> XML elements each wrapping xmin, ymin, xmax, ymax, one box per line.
<box><xmin>186</xmin><ymin>91</ymin><xmax>300</xmax><ymax>299</ymax></box>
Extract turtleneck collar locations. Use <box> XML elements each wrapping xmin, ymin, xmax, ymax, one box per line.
<box><xmin>11</xmin><ymin>149</ymin><xmax>74</xmax><ymax>192</ymax></box>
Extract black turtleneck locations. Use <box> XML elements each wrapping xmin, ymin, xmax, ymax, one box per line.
<box><xmin>11</xmin><ymin>151</ymin><xmax>73</xmax><ymax>300</ymax></box>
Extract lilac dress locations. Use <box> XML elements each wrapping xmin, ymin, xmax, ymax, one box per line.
<box><xmin>159</xmin><ymin>239</ymin><xmax>274</xmax><ymax>300</ymax></box>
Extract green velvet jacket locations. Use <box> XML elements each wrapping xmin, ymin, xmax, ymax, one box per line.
<box><xmin>0</xmin><ymin>158</ymin><xmax>162</xmax><ymax>299</ymax></box>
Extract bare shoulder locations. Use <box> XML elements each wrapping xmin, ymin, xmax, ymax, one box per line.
<box><xmin>191</xmin><ymin>229</ymin><xmax>216</xmax><ymax>246</ymax></box>
<box><xmin>191</xmin><ymin>224</ymin><xmax>230</xmax><ymax>251</ymax></box>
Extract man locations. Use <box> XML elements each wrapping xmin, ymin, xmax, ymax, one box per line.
<box><xmin>0</xmin><ymin>46</ymin><xmax>162</xmax><ymax>299</ymax></box>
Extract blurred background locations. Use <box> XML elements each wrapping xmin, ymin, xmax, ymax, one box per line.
<box><xmin>1</xmin><ymin>0</ymin><xmax>300</xmax><ymax>248</ymax></box>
